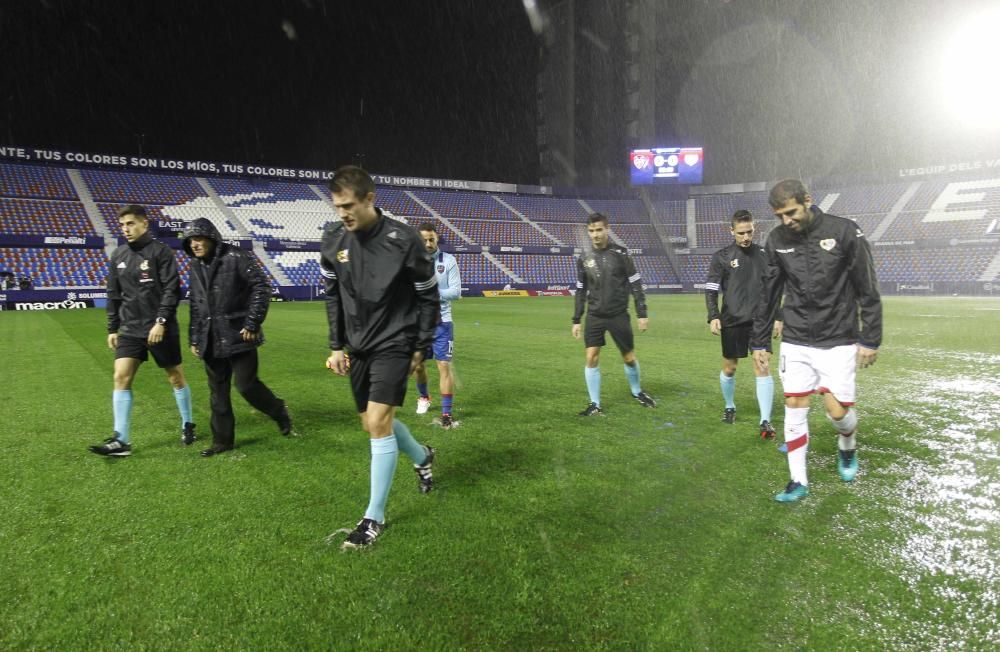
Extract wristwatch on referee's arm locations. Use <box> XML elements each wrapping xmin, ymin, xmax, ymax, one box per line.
<box><xmin>155</xmin><ymin>317</ymin><xmax>167</xmax><ymax>326</ymax></box>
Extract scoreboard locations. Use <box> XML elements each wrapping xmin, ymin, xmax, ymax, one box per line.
<box><xmin>629</xmin><ymin>147</ymin><xmax>704</xmax><ymax>186</ymax></box>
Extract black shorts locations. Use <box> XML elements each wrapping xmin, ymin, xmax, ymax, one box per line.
<box><xmin>721</xmin><ymin>322</ymin><xmax>771</xmax><ymax>359</ymax></box>
<box><xmin>115</xmin><ymin>329</ymin><xmax>182</xmax><ymax>368</ymax></box>
<box><xmin>584</xmin><ymin>312</ymin><xmax>634</xmax><ymax>354</ymax></box>
<box><xmin>348</xmin><ymin>347</ymin><xmax>412</xmax><ymax>413</ymax></box>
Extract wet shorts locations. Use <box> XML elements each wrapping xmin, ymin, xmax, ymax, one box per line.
<box><xmin>583</xmin><ymin>312</ymin><xmax>634</xmax><ymax>354</ymax></box>
<box><xmin>779</xmin><ymin>341</ymin><xmax>857</xmax><ymax>405</ymax></box>
<box><xmin>722</xmin><ymin>322</ymin><xmax>771</xmax><ymax>359</ymax></box>
<box><xmin>115</xmin><ymin>328</ymin><xmax>182</xmax><ymax>368</ymax></box>
<box><xmin>348</xmin><ymin>347</ymin><xmax>412</xmax><ymax>413</ymax></box>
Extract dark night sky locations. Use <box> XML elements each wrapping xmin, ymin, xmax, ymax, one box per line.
<box><xmin>2</xmin><ymin>0</ymin><xmax>541</xmax><ymax>184</ymax></box>
<box><xmin>4</xmin><ymin>1</ymin><xmax>1000</xmax><ymax>188</ymax></box>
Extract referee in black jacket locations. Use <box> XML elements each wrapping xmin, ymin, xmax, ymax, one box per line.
<box><xmin>572</xmin><ymin>212</ymin><xmax>656</xmax><ymax>416</ymax></box>
<box><xmin>705</xmin><ymin>209</ymin><xmax>781</xmax><ymax>437</ymax></box>
<box><xmin>88</xmin><ymin>205</ymin><xmax>195</xmax><ymax>457</ymax></box>
<box><xmin>320</xmin><ymin>166</ymin><xmax>438</xmax><ymax>550</ymax></box>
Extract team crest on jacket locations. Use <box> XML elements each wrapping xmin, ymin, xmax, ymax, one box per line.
<box><xmin>584</xmin><ymin>258</ymin><xmax>596</xmax><ymax>268</ymax></box>
<box><xmin>437</xmin><ymin>264</ymin><xmax>445</xmax><ymax>273</ymax></box>
<box><xmin>819</xmin><ymin>239</ymin><xmax>836</xmax><ymax>251</ymax></box>
<box><xmin>730</xmin><ymin>258</ymin><xmax>740</xmax><ymax>268</ymax></box>
<box><xmin>337</xmin><ymin>249</ymin><xmax>349</xmax><ymax>263</ymax></box>
<box><xmin>139</xmin><ymin>260</ymin><xmax>150</xmax><ymax>270</ymax></box>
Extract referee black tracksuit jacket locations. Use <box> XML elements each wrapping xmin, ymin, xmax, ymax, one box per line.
<box><xmin>572</xmin><ymin>243</ymin><xmax>647</xmax><ymax>323</ymax></box>
<box><xmin>751</xmin><ymin>206</ymin><xmax>882</xmax><ymax>350</ymax></box>
<box><xmin>319</xmin><ymin>210</ymin><xmax>439</xmax><ymax>356</ymax></box>
<box><xmin>106</xmin><ymin>231</ymin><xmax>180</xmax><ymax>337</ymax></box>
<box><xmin>705</xmin><ymin>242</ymin><xmax>778</xmax><ymax>327</ymax></box>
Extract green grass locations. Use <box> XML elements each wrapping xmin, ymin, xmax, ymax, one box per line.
<box><xmin>1</xmin><ymin>295</ymin><xmax>997</xmax><ymax>650</ymax></box>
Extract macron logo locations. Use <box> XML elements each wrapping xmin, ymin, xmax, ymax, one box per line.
<box><xmin>776</xmin><ymin>248</ymin><xmax>795</xmax><ymax>253</ymax></box>
<box><xmin>117</xmin><ymin>262</ymin><xmax>127</xmax><ymax>268</ymax></box>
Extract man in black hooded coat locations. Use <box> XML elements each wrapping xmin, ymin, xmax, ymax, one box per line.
<box><xmin>183</xmin><ymin>218</ymin><xmax>292</xmax><ymax>456</ymax></box>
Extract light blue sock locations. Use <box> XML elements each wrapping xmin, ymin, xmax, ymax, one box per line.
<box><xmin>173</xmin><ymin>385</ymin><xmax>193</xmax><ymax>427</ymax></box>
<box><xmin>364</xmin><ymin>435</ymin><xmax>398</xmax><ymax>523</ymax></box>
<box><xmin>392</xmin><ymin>419</ymin><xmax>428</xmax><ymax>464</ymax></box>
<box><xmin>584</xmin><ymin>366</ymin><xmax>601</xmax><ymax>406</ymax></box>
<box><xmin>113</xmin><ymin>389</ymin><xmax>133</xmax><ymax>443</ymax></box>
<box><xmin>624</xmin><ymin>361</ymin><xmax>641</xmax><ymax>396</ymax></box>
<box><xmin>756</xmin><ymin>376</ymin><xmax>774</xmax><ymax>423</ymax></box>
<box><xmin>720</xmin><ymin>371</ymin><xmax>736</xmax><ymax>409</ymax></box>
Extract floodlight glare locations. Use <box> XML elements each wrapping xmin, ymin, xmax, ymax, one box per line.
<box><xmin>938</xmin><ymin>7</ymin><xmax>1000</xmax><ymax>130</ymax></box>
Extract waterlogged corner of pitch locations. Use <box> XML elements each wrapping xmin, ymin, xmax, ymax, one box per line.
<box><xmin>857</xmin><ymin>356</ymin><xmax>999</xmax><ymax>648</ymax></box>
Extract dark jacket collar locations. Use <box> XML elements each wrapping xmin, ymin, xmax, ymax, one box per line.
<box><xmin>128</xmin><ymin>231</ymin><xmax>153</xmax><ymax>251</ymax></box>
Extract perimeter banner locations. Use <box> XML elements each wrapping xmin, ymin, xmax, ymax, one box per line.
<box><xmin>0</xmin><ymin>145</ymin><xmax>553</xmax><ymax>195</ymax></box>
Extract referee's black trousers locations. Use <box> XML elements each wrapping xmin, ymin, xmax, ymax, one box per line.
<box><xmin>202</xmin><ymin>348</ymin><xmax>283</xmax><ymax>447</ymax></box>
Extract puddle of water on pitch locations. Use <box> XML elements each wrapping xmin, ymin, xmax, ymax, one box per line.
<box><xmin>853</xmin><ymin>363</ymin><xmax>999</xmax><ymax>649</ymax></box>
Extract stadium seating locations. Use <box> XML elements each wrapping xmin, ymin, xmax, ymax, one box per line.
<box><xmin>874</xmin><ymin>246</ymin><xmax>994</xmax><ymax>282</ymax></box>
<box><xmin>811</xmin><ymin>181</ymin><xmax>910</xmax><ymax>215</ymax></box>
<box><xmin>584</xmin><ymin>198</ymin><xmax>649</xmax><ymax>223</ymax></box>
<box><xmin>2</xmin><ymin>160</ymin><xmax>998</xmax><ymax>292</ymax></box>
<box><xmin>377</xmin><ymin>188</ymin><xmax>432</xmax><ymax>218</ymax></box>
<box><xmin>0</xmin><ymin>247</ymin><xmax>106</xmax><ymax>287</ymax></box>
<box><xmin>414</xmin><ymin>190</ymin><xmax>514</xmax><ymax>220</ymax></box>
<box><xmin>634</xmin><ymin>256</ymin><xmax>680</xmax><ymax>285</ymax></box>
<box><xmin>650</xmin><ymin>199</ymin><xmax>688</xmax><ymax>241</ymax></box>
<box><xmin>454</xmin><ymin>253</ymin><xmax>513</xmax><ymax>285</ymax></box>
<box><xmin>209</xmin><ymin>178</ymin><xmax>319</xmax><ymax>203</ymax></box>
<box><xmin>230</xmin><ymin>203</ymin><xmax>336</xmax><ymax>241</ymax></box>
<box><xmin>678</xmin><ymin>254</ymin><xmax>712</xmax><ymax>283</ymax></box>
<box><xmin>269</xmin><ymin>250</ymin><xmax>323</xmax><ymax>287</ymax></box>
<box><xmin>502</xmin><ymin>195</ymin><xmax>590</xmax><ymax>223</ymax></box>
<box><xmin>0</xmin><ymin>198</ymin><xmax>96</xmax><ymax>236</ymax></box>
<box><xmin>0</xmin><ymin>163</ymin><xmax>77</xmax><ymax>200</ymax></box>
<box><xmin>495</xmin><ymin>254</ymin><xmax>576</xmax><ymax>284</ymax></box>
<box><xmin>611</xmin><ymin>224</ymin><xmax>663</xmax><ymax>250</ymax></box>
<box><xmin>449</xmin><ymin>218</ymin><xmax>558</xmax><ymax>247</ymax></box>
<box><xmin>81</xmin><ymin>169</ymin><xmax>208</xmax><ymax>204</ymax></box>
<box><xmin>534</xmin><ymin>222</ymin><xmax>588</xmax><ymax>248</ymax></box>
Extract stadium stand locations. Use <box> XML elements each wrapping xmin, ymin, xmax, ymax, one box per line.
<box><xmin>0</xmin><ymin>163</ymin><xmax>77</xmax><ymax>200</ymax></box>
<box><xmin>495</xmin><ymin>254</ymin><xmax>576</xmax><ymax>284</ymax></box>
<box><xmin>634</xmin><ymin>256</ymin><xmax>680</xmax><ymax>285</ymax></box>
<box><xmin>81</xmin><ymin>169</ymin><xmax>207</xmax><ymax>204</ymax></box>
<box><xmin>874</xmin><ymin>246</ymin><xmax>995</xmax><ymax>283</ymax></box>
<box><xmin>502</xmin><ymin>195</ymin><xmax>590</xmax><ymax>222</ymax></box>
<box><xmin>811</xmin><ymin>181</ymin><xmax>910</xmax><ymax>215</ymax></box>
<box><xmin>449</xmin><ymin>218</ymin><xmax>558</xmax><ymax>247</ymax></box>
<box><xmin>454</xmin><ymin>253</ymin><xmax>513</xmax><ymax>285</ymax></box>
<box><xmin>584</xmin><ymin>198</ymin><xmax>649</xmax><ymax>223</ymax></box>
<box><xmin>611</xmin><ymin>223</ymin><xmax>662</xmax><ymax>249</ymax></box>
<box><xmin>229</xmin><ymin>202</ymin><xmax>335</xmax><ymax>240</ymax></box>
<box><xmin>209</xmin><ymin>178</ymin><xmax>336</xmax><ymax>239</ymax></box>
<box><xmin>0</xmin><ymin>198</ymin><xmax>96</xmax><ymax>236</ymax></box>
<box><xmin>532</xmin><ymin>222</ymin><xmax>587</xmax><ymax>248</ymax></box>
<box><xmin>650</xmin><ymin>199</ymin><xmax>688</xmax><ymax>241</ymax></box>
<box><xmin>377</xmin><ymin>187</ymin><xmax>433</xmax><ymax>218</ymax></box>
<box><xmin>414</xmin><ymin>190</ymin><xmax>514</xmax><ymax>220</ymax></box>
<box><xmin>678</xmin><ymin>254</ymin><xmax>712</xmax><ymax>284</ymax></box>
<box><xmin>269</xmin><ymin>250</ymin><xmax>322</xmax><ymax>287</ymax></box>
<box><xmin>0</xmin><ymin>247</ymin><xmax>106</xmax><ymax>287</ymax></box>
<box><xmin>2</xmin><ymin>159</ymin><xmax>998</xmax><ymax>294</ymax></box>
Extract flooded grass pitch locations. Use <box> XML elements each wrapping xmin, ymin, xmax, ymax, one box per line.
<box><xmin>854</xmin><ymin>346</ymin><xmax>998</xmax><ymax>648</ymax></box>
